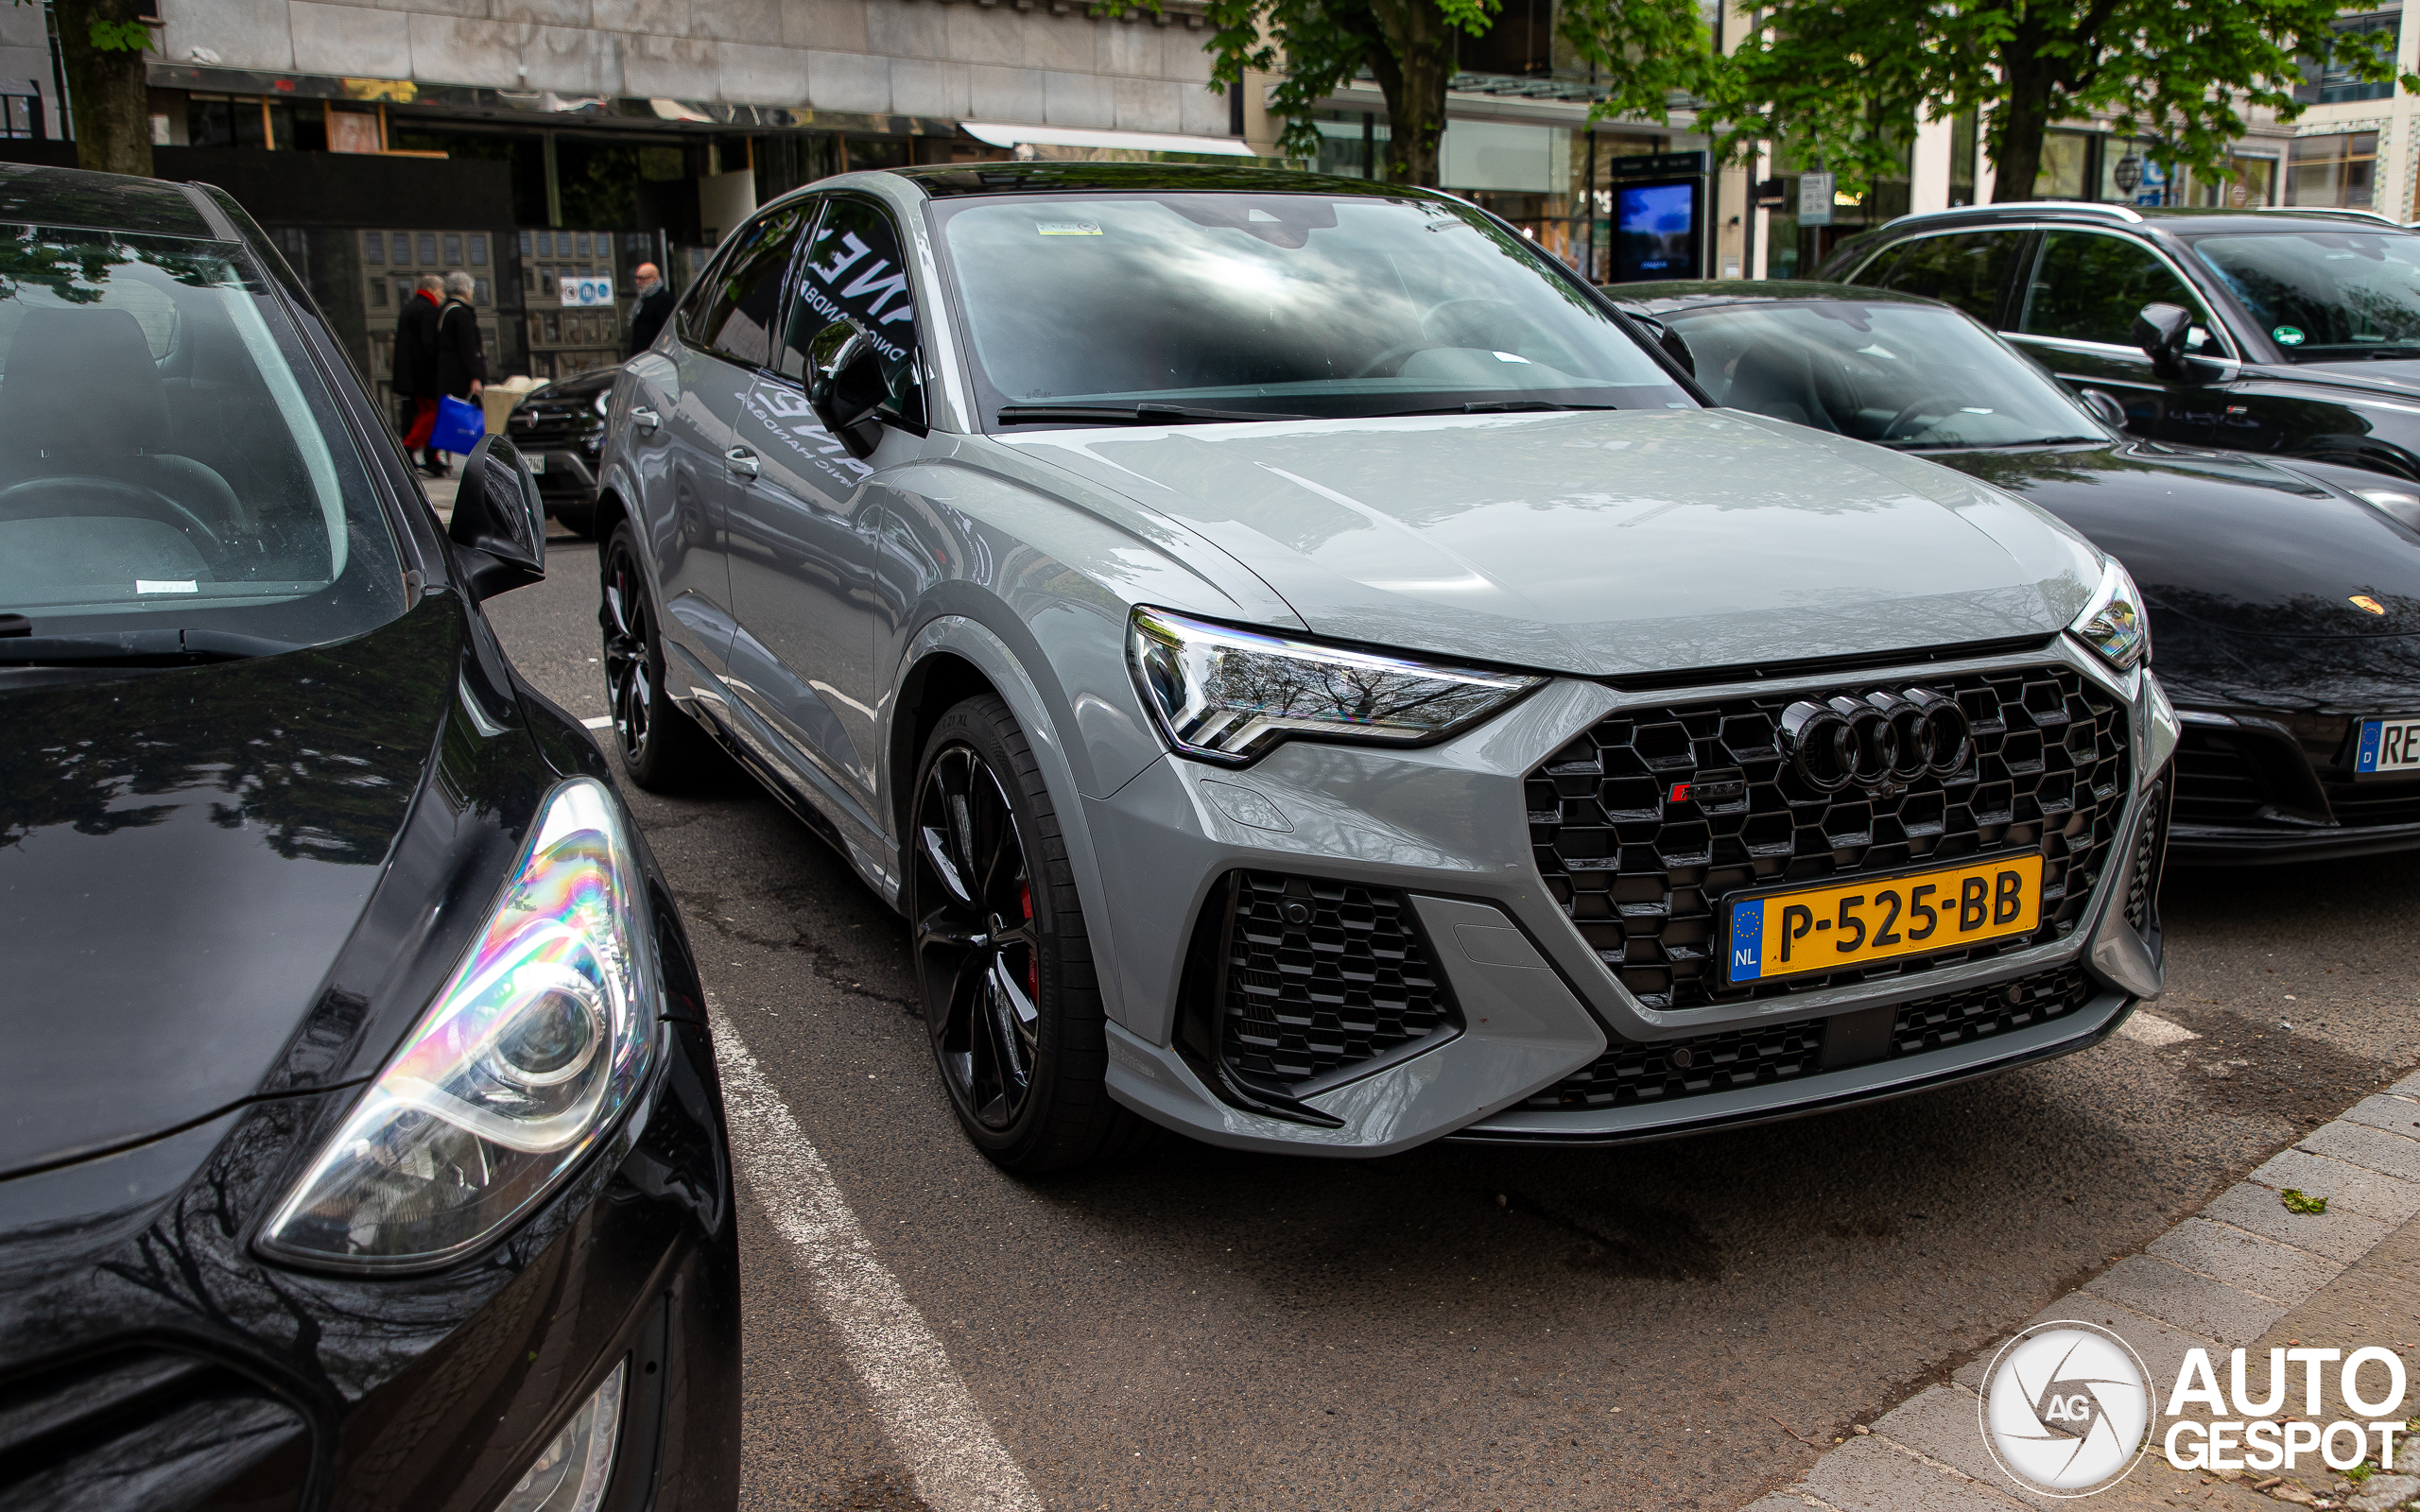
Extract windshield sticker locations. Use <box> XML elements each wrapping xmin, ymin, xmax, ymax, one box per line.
<box><xmin>135</xmin><ymin>579</ymin><xmax>198</xmax><ymax>593</ymax></box>
<box><xmin>1037</xmin><ymin>221</ymin><xmax>1103</xmax><ymax>236</ymax></box>
<box><xmin>2274</xmin><ymin>325</ymin><xmax>2307</xmax><ymax>346</ymax></box>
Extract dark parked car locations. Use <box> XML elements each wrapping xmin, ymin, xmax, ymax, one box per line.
<box><xmin>0</xmin><ymin>164</ymin><xmax>736</xmax><ymax>1511</ymax></box>
<box><xmin>1610</xmin><ymin>278</ymin><xmax>2420</xmax><ymax>863</ymax></box>
<box><xmin>505</xmin><ymin>364</ymin><xmax>619</xmax><ymax>537</ymax></box>
<box><xmin>1815</xmin><ymin>202</ymin><xmax>2420</xmax><ymax>483</ymax></box>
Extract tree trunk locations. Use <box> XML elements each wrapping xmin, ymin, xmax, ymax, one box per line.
<box><xmin>1988</xmin><ymin>43</ymin><xmax>2057</xmax><ymax>203</ymax></box>
<box><xmin>1363</xmin><ymin>0</ymin><xmax>1459</xmax><ymax>186</ymax></box>
<box><xmin>53</xmin><ymin>0</ymin><xmax>155</xmax><ymax>178</ymax></box>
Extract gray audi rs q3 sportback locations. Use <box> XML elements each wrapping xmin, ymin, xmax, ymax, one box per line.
<box><xmin>595</xmin><ymin>163</ymin><xmax>2181</xmax><ymax>1169</ymax></box>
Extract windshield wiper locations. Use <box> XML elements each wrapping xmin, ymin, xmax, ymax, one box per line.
<box><xmin>0</xmin><ymin>626</ymin><xmax>297</xmax><ymax>666</ymax></box>
<box><xmin>1890</xmin><ymin>436</ymin><xmax>2106</xmax><ymax>451</ymax></box>
<box><xmin>995</xmin><ymin>402</ymin><xmax>1318</xmax><ymax>426</ymax></box>
<box><xmin>1376</xmin><ymin>399</ymin><xmax>1626</xmax><ymax>418</ymax></box>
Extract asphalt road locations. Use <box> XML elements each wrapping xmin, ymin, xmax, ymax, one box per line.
<box><xmin>484</xmin><ymin>528</ymin><xmax>2420</xmax><ymax>1512</ymax></box>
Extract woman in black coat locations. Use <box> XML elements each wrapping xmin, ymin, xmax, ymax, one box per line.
<box><xmin>429</xmin><ymin>270</ymin><xmax>486</xmax><ymax>477</ymax></box>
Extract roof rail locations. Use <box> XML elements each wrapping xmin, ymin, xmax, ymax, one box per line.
<box><xmin>1875</xmin><ymin>199</ymin><xmax>2143</xmax><ymax>232</ymax></box>
<box><xmin>2252</xmin><ymin>205</ymin><xmax>2400</xmax><ymax>226</ymax></box>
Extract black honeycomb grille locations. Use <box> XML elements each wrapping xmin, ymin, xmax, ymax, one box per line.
<box><xmin>1524</xmin><ymin>1016</ymin><xmax>1826</xmax><ymax>1110</ymax></box>
<box><xmin>2125</xmin><ymin>779</ymin><xmax>2170</xmax><ymax>935</ymax></box>
<box><xmin>1527</xmin><ymin>665</ymin><xmax>2130</xmax><ymax>1010</ymax></box>
<box><xmin>1889</xmin><ymin>965</ymin><xmax>2094</xmax><ymax>1054</ymax></box>
<box><xmin>1218</xmin><ymin>871</ymin><xmax>1461</xmax><ymax>1091</ymax></box>
<box><xmin>1525</xmin><ymin>964</ymin><xmax>2100</xmax><ymax>1111</ymax></box>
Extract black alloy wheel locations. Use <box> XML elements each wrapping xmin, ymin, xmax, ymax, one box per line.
<box><xmin>908</xmin><ymin>696</ymin><xmax>1153</xmax><ymax>1170</ymax></box>
<box><xmin>600</xmin><ymin>521</ymin><xmax>715</xmax><ymax>790</ymax></box>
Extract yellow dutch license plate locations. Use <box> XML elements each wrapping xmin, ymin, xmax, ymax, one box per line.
<box><xmin>1721</xmin><ymin>852</ymin><xmax>2045</xmax><ymax>985</ymax></box>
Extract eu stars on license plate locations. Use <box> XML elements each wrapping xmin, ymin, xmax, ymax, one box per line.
<box><xmin>1722</xmin><ymin>853</ymin><xmax>2045</xmax><ymax>985</ymax></box>
<box><xmin>2355</xmin><ymin>716</ymin><xmax>2420</xmax><ymax>774</ymax></box>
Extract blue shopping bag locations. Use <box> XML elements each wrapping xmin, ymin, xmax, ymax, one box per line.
<box><xmin>431</xmin><ymin>393</ymin><xmax>486</xmax><ymax>455</ymax></box>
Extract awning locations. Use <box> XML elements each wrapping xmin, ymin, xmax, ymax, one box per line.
<box><xmin>960</xmin><ymin>121</ymin><xmax>1258</xmax><ymax>158</ymax></box>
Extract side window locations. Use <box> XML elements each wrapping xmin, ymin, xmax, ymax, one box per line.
<box><xmin>2019</xmin><ymin>231</ymin><xmax>2218</xmax><ymax>352</ymax></box>
<box><xmin>691</xmin><ymin>205</ymin><xmax>811</xmax><ymax>368</ymax></box>
<box><xmin>1851</xmin><ymin>232</ymin><xmax>2022</xmax><ymax>323</ymax></box>
<box><xmin>781</xmin><ymin>197</ymin><xmax>919</xmax><ymax>382</ymax></box>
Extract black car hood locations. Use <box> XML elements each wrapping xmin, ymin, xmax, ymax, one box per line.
<box><xmin>1930</xmin><ymin>441</ymin><xmax>2420</xmax><ymax>638</ymax></box>
<box><xmin>0</xmin><ymin>599</ymin><xmax>459</xmax><ymax>1177</ymax></box>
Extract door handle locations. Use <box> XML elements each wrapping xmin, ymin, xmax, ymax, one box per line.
<box><xmin>724</xmin><ymin>446</ymin><xmax>759</xmax><ymax>478</ymax></box>
<box><xmin>630</xmin><ymin>404</ymin><xmax>662</xmax><ymax>431</ymax></box>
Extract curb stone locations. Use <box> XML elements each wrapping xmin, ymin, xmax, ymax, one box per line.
<box><xmin>1737</xmin><ymin>1050</ymin><xmax>2420</xmax><ymax>1512</ymax></box>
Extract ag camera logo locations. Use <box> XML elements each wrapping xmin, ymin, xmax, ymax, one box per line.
<box><xmin>1979</xmin><ymin>1321</ymin><xmax>2153</xmax><ymax>1496</ymax></box>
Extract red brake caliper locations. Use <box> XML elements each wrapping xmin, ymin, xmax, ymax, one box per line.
<box><xmin>1019</xmin><ymin>879</ymin><xmax>1038</xmax><ymax>1001</ymax></box>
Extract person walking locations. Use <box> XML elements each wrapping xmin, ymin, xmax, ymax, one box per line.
<box><xmin>628</xmin><ymin>261</ymin><xmax>672</xmax><ymax>357</ymax></box>
<box><xmin>428</xmin><ymin>270</ymin><xmax>486</xmax><ymax>479</ymax></box>
<box><xmin>395</xmin><ymin>272</ymin><xmax>443</xmax><ymax>474</ymax></box>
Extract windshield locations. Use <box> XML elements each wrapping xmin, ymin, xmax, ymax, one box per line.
<box><xmin>930</xmin><ymin>192</ymin><xmax>1690</xmax><ymax>427</ymax></box>
<box><xmin>0</xmin><ymin>225</ymin><xmax>404</xmax><ymax>647</ymax></box>
<box><xmin>2188</xmin><ymin>231</ymin><xmax>2420</xmax><ymax>359</ymax></box>
<box><xmin>1660</xmin><ymin>300</ymin><xmax>2105</xmax><ymax>448</ymax></box>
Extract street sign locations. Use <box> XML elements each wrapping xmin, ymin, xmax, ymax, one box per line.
<box><xmin>561</xmin><ymin>275</ymin><xmax>615</xmax><ymax>308</ymax></box>
<box><xmin>1799</xmin><ymin>171</ymin><xmax>1834</xmax><ymax>227</ymax></box>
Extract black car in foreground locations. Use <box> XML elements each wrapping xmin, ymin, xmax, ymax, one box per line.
<box><xmin>505</xmin><ymin>364</ymin><xmax>617</xmax><ymax>537</ymax></box>
<box><xmin>1814</xmin><ymin>202</ymin><xmax>2420</xmax><ymax>482</ymax></box>
<box><xmin>1610</xmin><ymin>279</ymin><xmax>2420</xmax><ymax>864</ymax></box>
<box><xmin>0</xmin><ymin>164</ymin><xmax>737</xmax><ymax>1510</ymax></box>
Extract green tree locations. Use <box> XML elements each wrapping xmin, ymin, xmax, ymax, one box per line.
<box><xmin>1108</xmin><ymin>0</ymin><xmax>1711</xmax><ymax>187</ymax></box>
<box><xmin>1710</xmin><ymin>0</ymin><xmax>2417</xmax><ymax>203</ymax></box>
<box><xmin>15</xmin><ymin>0</ymin><xmax>155</xmax><ymax>177</ymax></box>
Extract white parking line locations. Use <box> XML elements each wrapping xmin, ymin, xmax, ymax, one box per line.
<box><xmin>704</xmin><ymin>996</ymin><xmax>1042</xmax><ymax>1512</ymax></box>
<box><xmin>2117</xmin><ymin>1008</ymin><xmax>2201</xmax><ymax>1047</ymax></box>
<box><xmin>581</xmin><ymin>714</ymin><xmax>614</xmax><ymax>730</ymax></box>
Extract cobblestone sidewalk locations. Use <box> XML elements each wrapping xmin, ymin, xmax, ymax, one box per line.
<box><xmin>1742</xmin><ymin>1054</ymin><xmax>2420</xmax><ymax>1512</ymax></box>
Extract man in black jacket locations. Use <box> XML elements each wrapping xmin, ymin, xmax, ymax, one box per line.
<box><xmin>395</xmin><ymin>273</ymin><xmax>442</xmax><ymax>473</ymax></box>
<box><xmin>428</xmin><ymin>270</ymin><xmax>486</xmax><ymax>478</ymax></box>
<box><xmin>628</xmin><ymin>262</ymin><xmax>672</xmax><ymax>357</ymax></box>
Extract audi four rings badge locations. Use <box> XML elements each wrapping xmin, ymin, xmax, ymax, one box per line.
<box><xmin>1781</xmin><ymin>689</ymin><xmax>1974</xmax><ymax>794</ymax></box>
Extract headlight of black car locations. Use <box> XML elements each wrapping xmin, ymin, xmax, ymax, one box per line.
<box><xmin>1129</xmin><ymin>606</ymin><xmax>1543</xmax><ymax>765</ymax></box>
<box><xmin>260</xmin><ymin>778</ymin><xmax>657</xmax><ymax>1271</ymax></box>
<box><xmin>2069</xmin><ymin>558</ymin><xmax>2149</xmax><ymax>672</ymax></box>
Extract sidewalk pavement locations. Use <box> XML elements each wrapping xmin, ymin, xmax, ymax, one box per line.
<box><xmin>1742</xmin><ymin>1060</ymin><xmax>2420</xmax><ymax>1512</ymax></box>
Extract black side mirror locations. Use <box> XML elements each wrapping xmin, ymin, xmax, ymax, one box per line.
<box><xmin>447</xmin><ymin>433</ymin><xmax>546</xmax><ymax>599</ymax></box>
<box><xmin>808</xmin><ymin>318</ymin><xmax>924</xmax><ymax>461</ymax></box>
<box><xmin>1621</xmin><ymin>309</ymin><xmax>1695</xmax><ymax>377</ymax></box>
<box><xmin>2133</xmin><ymin>302</ymin><xmax>2195</xmax><ymax>379</ymax></box>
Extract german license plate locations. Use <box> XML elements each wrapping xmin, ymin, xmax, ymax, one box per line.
<box><xmin>1722</xmin><ymin>853</ymin><xmax>2046</xmax><ymax>985</ymax></box>
<box><xmin>524</xmin><ymin>451</ymin><xmax>547</xmax><ymax>474</ymax></box>
<box><xmin>2354</xmin><ymin>716</ymin><xmax>2420</xmax><ymax>774</ymax></box>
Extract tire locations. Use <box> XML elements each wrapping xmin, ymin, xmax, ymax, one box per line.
<box><xmin>908</xmin><ymin>696</ymin><xmax>1154</xmax><ymax>1172</ymax></box>
<box><xmin>600</xmin><ymin>521</ymin><xmax>718</xmax><ymax>790</ymax></box>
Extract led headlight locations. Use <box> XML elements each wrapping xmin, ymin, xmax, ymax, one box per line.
<box><xmin>2069</xmin><ymin>558</ymin><xmax>2149</xmax><ymax>672</ymax></box>
<box><xmin>260</xmin><ymin>778</ymin><xmax>657</xmax><ymax>1271</ymax></box>
<box><xmin>591</xmin><ymin>392</ymin><xmax>611</xmax><ymax>418</ymax></box>
<box><xmin>1129</xmin><ymin>607</ymin><xmax>1543</xmax><ymax>765</ymax></box>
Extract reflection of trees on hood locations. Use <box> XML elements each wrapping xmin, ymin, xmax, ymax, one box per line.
<box><xmin>0</xmin><ymin>602</ymin><xmax>457</xmax><ymax>862</ymax></box>
<box><xmin>2145</xmin><ymin>585</ymin><xmax>2420</xmax><ymax>709</ymax></box>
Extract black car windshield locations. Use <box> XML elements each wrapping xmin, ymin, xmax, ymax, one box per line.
<box><xmin>2188</xmin><ymin>231</ymin><xmax>2420</xmax><ymax>359</ymax></box>
<box><xmin>0</xmin><ymin>224</ymin><xmax>404</xmax><ymax>646</ymax></box>
<box><xmin>1658</xmin><ymin>300</ymin><xmax>2105</xmax><ymax>448</ymax></box>
<box><xmin>930</xmin><ymin>192</ymin><xmax>1691</xmax><ymax>426</ymax></box>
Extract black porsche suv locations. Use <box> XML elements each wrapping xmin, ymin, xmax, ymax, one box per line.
<box><xmin>1816</xmin><ymin>202</ymin><xmax>2420</xmax><ymax>484</ymax></box>
<box><xmin>0</xmin><ymin>164</ymin><xmax>737</xmax><ymax>1511</ymax></box>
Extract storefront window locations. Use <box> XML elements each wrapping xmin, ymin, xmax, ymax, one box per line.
<box><xmin>2033</xmin><ymin>130</ymin><xmax>2095</xmax><ymax>198</ymax></box>
<box><xmin>1311</xmin><ymin>111</ymin><xmax>1386</xmax><ymax>179</ymax></box>
<box><xmin>1948</xmin><ymin>111</ymin><xmax>1978</xmax><ymax>208</ymax></box>
<box><xmin>2288</xmin><ymin>132</ymin><xmax>2377</xmax><ymax>208</ymax></box>
<box><xmin>2193</xmin><ymin>155</ymin><xmax>2278</xmax><ymax>208</ymax></box>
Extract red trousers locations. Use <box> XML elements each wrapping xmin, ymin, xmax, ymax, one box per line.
<box><xmin>403</xmin><ymin>395</ymin><xmax>439</xmax><ymax>449</ymax></box>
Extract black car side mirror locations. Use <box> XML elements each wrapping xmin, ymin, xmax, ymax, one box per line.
<box><xmin>808</xmin><ymin>318</ymin><xmax>925</xmax><ymax>461</ymax></box>
<box><xmin>2133</xmin><ymin>302</ymin><xmax>2196</xmax><ymax>379</ymax></box>
<box><xmin>447</xmin><ymin>433</ymin><xmax>546</xmax><ymax>599</ymax></box>
<box><xmin>2077</xmin><ymin>387</ymin><xmax>2132</xmax><ymax>432</ymax></box>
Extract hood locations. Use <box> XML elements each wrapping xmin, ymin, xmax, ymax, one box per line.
<box><xmin>1002</xmin><ymin>408</ymin><xmax>2101</xmax><ymax>677</ymax></box>
<box><xmin>1927</xmin><ymin>441</ymin><xmax>2420</xmax><ymax>638</ymax></box>
<box><xmin>0</xmin><ymin>599</ymin><xmax>459</xmax><ymax>1177</ymax></box>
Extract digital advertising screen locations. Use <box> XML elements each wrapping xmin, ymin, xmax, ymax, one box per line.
<box><xmin>1612</xmin><ymin>177</ymin><xmax>1703</xmax><ymax>282</ymax></box>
